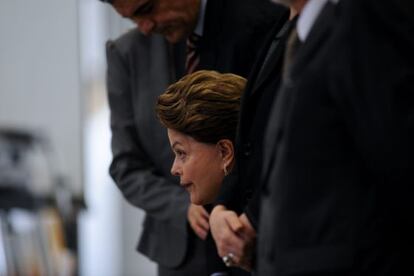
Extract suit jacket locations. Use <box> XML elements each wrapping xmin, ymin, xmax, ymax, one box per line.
<box><xmin>106</xmin><ymin>0</ymin><xmax>287</xmax><ymax>271</ymax></box>
<box><xmin>258</xmin><ymin>0</ymin><xmax>414</xmax><ymax>275</ymax></box>
<box><xmin>196</xmin><ymin>0</ymin><xmax>287</xmax><ymax>78</ymax></box>
<box><xmin>216</xmin><ymin>11</ymin><xmax>291</xmax><ymax>230</ymax></box>
<box><xmin>107</xmin><ymin>31</ymin><xmax>189</xmax><ymax>268</ymax></box>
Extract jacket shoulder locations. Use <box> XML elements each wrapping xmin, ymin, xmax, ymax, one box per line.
<box><xmin>229</xmin><ymin>0</ymin><xmax>289</xmax><ymax>29</ymax></box>
<box><xmin>106</xmin><ymin>28</ymin><xmax>166</xmax><ymax>56</ymax></box>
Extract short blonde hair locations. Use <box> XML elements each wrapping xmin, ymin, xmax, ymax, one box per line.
<box><xmin>156</xmin><ymin>70</ymin><xmax>246</xmax><ymax>144</ymax></box>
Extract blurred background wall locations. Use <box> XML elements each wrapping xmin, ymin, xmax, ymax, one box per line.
<box><xmin>0</xmin><ymin>0</ymin><xmax>156</xmax><ymax>275</ymax></box>
<box><xmin>0</xmin><ymin>0</ymin><xmax>82</xmax><ymax>195</ymax></box>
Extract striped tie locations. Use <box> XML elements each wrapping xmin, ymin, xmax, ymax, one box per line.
<box><xmin>282</xmin><ymin>26</ymin><xmax>301</xmax><ymax>81</ymax></box>
<box><xmin>185</xmin><ymin>33</ymin><xmax>201</xmax><ymax>74</ymax></box>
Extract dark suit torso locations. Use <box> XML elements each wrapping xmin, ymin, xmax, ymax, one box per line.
<box><xmin>106</xmin><ymin>0</ymin><xmax>287</xmax><ymax>275</ymax></box>
<box><xmin>216</xmin><ymin>8</ymin><xmax>291</xmax><ymax>229</ymax></box>
<box><xmin>197</xmin><ymin>0</ymin><xmax>287</xmax><ymax>78</ymax></box>
<box><xmin>258</xmin><ymin>1</ymin><xmax>414</xmax><ymax>275</ymax></box>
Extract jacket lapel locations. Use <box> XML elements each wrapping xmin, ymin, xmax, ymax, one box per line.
<box><xmin>262</xmin><ymin>2</ymin><xmax>338</xmax><ymax>182</ymax></box>
<box><xmin>249</xmin><ymin>16</ymin><xmax>290</xmax><ymax>97</ymax></box>
<box><xmin>290</xmin><ymin>1</ymin><xmax>337</xmax><ymax>78</ymax></box>
<box><xmin>252</xmin><ymin>25</ymin><xmax>288</xmax><ymax>94</ymax></box>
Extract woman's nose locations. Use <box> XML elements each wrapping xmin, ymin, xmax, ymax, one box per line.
<box><xmin>170</xmin><ymin>160</ymin><xmax>181</xmax><ymax>177</ymax></box>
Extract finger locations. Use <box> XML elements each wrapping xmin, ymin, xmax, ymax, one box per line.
<box><xmin>223</xmin><ymin>251</ymin><xmax>246</xmax><ymax>269</ymax></box>
<box><xmin>190</xmin><ymin>219</ymin><xmax>209</xmax><ymax>236</ymax></box>
<box><xmin>197</xmin><ymin>206</ymin><xmax>210</xmax><ymax>220</ymax></box>
<box><xmin>222</xmin><ymin>253</ymin><xmax>236</xmax><ymax>268</ymax></box>
<box><xmin>239</xmin><ymin>213</ymin><xmax>256</xmax><ymax>237</ymax></box>
<box><xmin>197</xmin><ymin>214</ymin><xmax>210</xmax><ymax>232</ymax></box>
<box><xmin>209</xmin><ymin>206</ymin><xmax>228</xmax><ymax>234</ymax></box>
<box><xmin>210</xmin><ymin>215</ymin><xmax>226</xmax><ymax>241</ymax></box>
<box><xmin>228</xmin><ymin>252</ymin><xmax>241</xmax><ymax>266</ymax></box>
<box><xmin>193</xmin><ymin>223</ymin><xmax>208</xmax><ymax>240</ymax></box>
<box><xmin>236</xmin><ymin>234</ymin><xmax>256</xmax><ymax>271</ymax></box>
<box><xmin>191</xmin><ymin>205</ymin><xmax>209</xmax><ymax>222</ymax></box>
<box><xmin>217</xmin><ymin>222</ymin><xmax>242</xmax><ymax>245</ymax></box>
<box><xmin>238</xmin><ymin>248</ymin><xmax>253</xmax><ymax>272</ymax></box>
<box><xmin>217</xmin><ymin>229</ymin><xmax>244</xmax><ymax>257</ymax></box>
<box><xmin>238</xmin><ymin>227</ymin><xmax>256</xmax><ymax>241</ymax></box>
<box><xmin>225</xmin><ymin>213</ymin><xmax>244</xmax><ymax>234</ymax></box>
<box><xmin>191</xmin><ymin>206</ymin><xmax>210</xmax><ymax>231</ymax></box>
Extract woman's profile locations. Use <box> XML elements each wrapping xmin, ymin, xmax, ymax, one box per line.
<box><xmin>156</xmin><ymin>70</ymin><xmax>246</xmax><ymax>205</ymax></box>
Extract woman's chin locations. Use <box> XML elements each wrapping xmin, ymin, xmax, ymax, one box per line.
<box><xmin>190</xmin><ymin>194</ymin><xmax>214</xmax><ymax>206</ymax></box>
<box><xmin>190</xmin><ymin>198</ymin><xmax>203</xmax><ymax>206</ymax></box>
<box><xmin>190</xmin><ymin>194</ymin><xmax>206</xmax><ymax>206</ymax></box>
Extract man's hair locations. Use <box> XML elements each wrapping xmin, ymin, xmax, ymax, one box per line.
<box><xmin>99</xmin><ymin>0</ymin><xmax>113</xmax><ymax>3</ymax></box>
<box><xmin>156</xmin><ymin>70</ymin><xmax>246</xmax><ymax>144</ymax></box>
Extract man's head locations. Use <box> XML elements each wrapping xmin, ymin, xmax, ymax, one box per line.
<box><xmin>101</xmin><ymin>0</ymin><xmax>200</xmax><ymax>43</ymax></box>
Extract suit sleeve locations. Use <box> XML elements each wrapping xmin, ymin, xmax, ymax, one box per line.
<box><xmin>215</xmin><ymin>165</ymin><xmax>261</xmax><ymax>231</ymax></box>
<box><xmin>215</xmin><ymin>163</ymin><xmax>244</xmax><ymax>214</ymax></box>
<box><xmin>213</xmin><ymin>8</ymin><xmax>289</xmax><ymax>229</ymax></box>
<box><xmin>105</xmin><ymin>40</ymin><xmax>189</xmax><ymax>223</ymax></box>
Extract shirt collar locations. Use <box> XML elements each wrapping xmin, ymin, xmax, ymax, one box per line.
<box><xmin>194</xmin><ymin>0</ymin><xmax>208</xmax><ymax>36</ymax></box>
<box><xmin>297</xmin><ymin>0</ymin><xmax>339</xmax><ymax>42</ymax></box>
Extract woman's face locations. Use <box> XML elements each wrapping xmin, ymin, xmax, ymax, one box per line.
<box><xmin>167</xmin><ymin>129</ymin><xmax>225</xmax><ymax>205</ymax></box>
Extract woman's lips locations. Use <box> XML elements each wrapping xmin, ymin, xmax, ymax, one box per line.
<box><xmin>181</xmin><ymin>182</ymin><xmax>193</xmax><ymax>191</ymax></box>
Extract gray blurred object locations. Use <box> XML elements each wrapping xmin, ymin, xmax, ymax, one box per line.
<box><xmin>0</xmin><ymin>126</ymin><xmax>79</xmax><ymax>222</ymax></box>
<box><xmin>0</xmin><ymin>128</ymin><xmax>54</xmax><ymax>201</ymax></box>
<box><xmin>0</xmin><ymin>128</ymin><xmax>79</xmax><ymax>275</ymax></box>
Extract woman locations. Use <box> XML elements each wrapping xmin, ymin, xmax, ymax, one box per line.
<box><xmin>156</xmin><ymin>70</ymin><xmax>245</xmax><ymax>205</ymax></box>
<box><xmin>156</xmin><ymin>70</ymin><xmax>248</xmax><ymax>276</ymax></box>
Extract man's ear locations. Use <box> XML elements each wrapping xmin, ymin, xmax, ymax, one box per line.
<box><xmin>217</xmin><ymin>139</ymin><xmax>234</xmax><ymax>167</ymax></box>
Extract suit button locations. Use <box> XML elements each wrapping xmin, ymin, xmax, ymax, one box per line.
<box><xmin>243</xmin><ymin>142</ymin><xmax>252</xmax><ymax>156</ymax></box>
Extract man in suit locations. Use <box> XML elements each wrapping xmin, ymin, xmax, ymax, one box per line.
<box><xmin>100</xmin><ymin>0</ymin><xmax>287</xmax><ymax>275</ymax></box>
<box><xmin>259</xmin><ymin>0</ymin><xmax>414</xmax><ymax>274</ymax></box>
<box><xmin>209</xmin><ymin>1</ymin><xmax>299</xmax><ymax>271</ymax></box>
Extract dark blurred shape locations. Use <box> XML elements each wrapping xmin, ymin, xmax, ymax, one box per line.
<box><xmin>0</xmin><ymin>128</ymin><xmax>78</xmax><ymax>276</ymax></box>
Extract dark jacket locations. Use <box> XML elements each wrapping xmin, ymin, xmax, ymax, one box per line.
<box><xmin>214</xmin><ymin>5</ymin><xmax>291</xmax><ymax>231</ymax></box>
<box><xmin>259</xmin><ymin>0</ymin><xmax>414</xmax><ymax>274</ymax></box>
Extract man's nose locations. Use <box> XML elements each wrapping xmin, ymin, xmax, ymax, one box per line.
<box><xmin>134</xmin><ymin>18</ymin><xmax>155</xmax><ymax>35</ymax></box>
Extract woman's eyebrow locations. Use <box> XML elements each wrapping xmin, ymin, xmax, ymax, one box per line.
<box><xmin>171</xmin><ymin>141</ymin><xmax>182</xmax><ymax>149</ymax></box>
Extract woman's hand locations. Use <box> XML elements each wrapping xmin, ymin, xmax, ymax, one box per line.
<box><xmin>210</xmin><ymin>205</ymin><xmax>243</xmax><ymax>256</ymax></box>
<box><xmin>210</xmin><ymin>205</ymin><xmax>256</xmax><ymax>271</ymax></box>
<box><xmin>188</xmin><ymin>204</ymin><xmax>210</xmax><ymax>240</ymax></box>
<box><xmin>237</xmin><ymin>213</ymin><xmax>256</xmax><ymax>271</ymax></box>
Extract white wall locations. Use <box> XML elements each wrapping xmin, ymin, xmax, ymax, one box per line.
<box><xmin>0</xmin><ymin>1</ymin><xmax>157</xmax><ymax>275</ymax></box>
<box><xmin>0</xmin><ymin>0</ymin><xmax>83</xmax><ymax>195</ymax></box>
<box><xmin>78</xmin><ymin>1</ymin><xmax>156</xmax><ymax>275</ymax></box>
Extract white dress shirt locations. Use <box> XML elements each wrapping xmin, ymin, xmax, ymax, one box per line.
<box><xmin>194</xmin><ymin>0</ymin><xmax>208</xmax><ymax>36</ymax></box>
<box><xmin>297</xmin><ymin>0</ymin><xmax>340</xmax><ymax>42</ymax></box>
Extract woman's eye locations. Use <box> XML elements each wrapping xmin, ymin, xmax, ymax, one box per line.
<box><xmin>176</xmin><ymin>150</ymin><xmax>186</xmax><ymax>159</ymax></box>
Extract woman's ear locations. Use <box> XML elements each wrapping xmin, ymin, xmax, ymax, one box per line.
<box><xmin>217</xmin><ymin>139</ymin><xmax>234</xmax><ymax>168</ymax></box>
